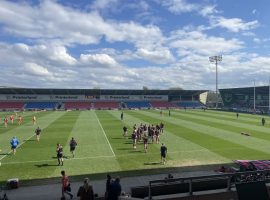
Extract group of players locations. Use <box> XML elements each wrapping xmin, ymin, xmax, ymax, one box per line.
<box><xmin>1</xmin><ymin>112</ymin><xmax>77</xmax><ymax>166</ymax></box>
<box><xmin>1</xmin><ymin>113</ymin><xmax>25</xmax><ymax>128</ymax></box>
<box><xmin>123</xmin><ymin>122</ymin><xmax>165</xmax><ymax>153</ymax></box>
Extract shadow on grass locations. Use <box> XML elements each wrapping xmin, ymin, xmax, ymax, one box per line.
<box><xmin>0</xmin><ymin>153</ymin><xmax>9</xmax><ymax>156</ymax></box>
<box><xmin>144</xmin><ymin>162</ymin><xmax>162</xmax><ymax>165</ymax></box>
<box><xmin>35</xmin><ymin>163</ymin><xmax>59</xmax><ymax>168</ymax></box>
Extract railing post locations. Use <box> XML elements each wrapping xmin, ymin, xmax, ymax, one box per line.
<box><xmin>148</xmin><ymin>182</ymin><xmax>152</xmax><ymax>200</ymax></box>
<box><xmin>227</xmin><ymin>176</ymin><xmax>231</xmax><ymax>191</ymax></box>
<box><xmin>189</xmin><ymin>179</ymin><xmax>193</xmax><ymax>196</ymax></box>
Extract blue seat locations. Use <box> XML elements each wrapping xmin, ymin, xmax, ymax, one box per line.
<box><xmin>125</xmin><ymin>101</ymin><xmax>151</xmax><ymax>108</ymax></box>
<box><xmin>25</xmin><ymin>102</ymin><xmax>57</xmax><ymax>109</ymax></box>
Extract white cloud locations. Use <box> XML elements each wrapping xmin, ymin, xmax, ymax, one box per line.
<box><xmin>199</xmin><ymin>5</ymin><xmax>218</xmax><ymax>17</ymax></box>
<box><xmin>210</xmin><ymin>16</ymin><xmax>259</xmax><ymax>32</ymax></box>
<box><xmin>160</xmin><ymin>0</ymin><xmax>199</xmax><ymax>14</ymax></box>
<box><xmin>24</xmin><ymin>62</ymin><xmax>50</xmax><ymax>76</ymax></box>
<box><xmin>136</xmin><ymin>48</ymin><xmax>175</xmax><ymax>64</ymax></box>
<box><xmin>80</xmin><ymin>54</ymin><xmax>118</xmax><ymax>67</ymax></box>
<box><xmin>169</xmin><ymin>30</ymin><xmax>243</xmax><ymax>55</ymax></box>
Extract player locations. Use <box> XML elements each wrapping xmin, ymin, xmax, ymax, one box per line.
<box><xmin>160</xmin><ymin>110</ymin><xmax>163</xmax><ymax>116</ymax></box>
<box><xmin>121</xmin><ymin>112</ymin><xmax>124</xmax><ymax>120</ymax></box>
<box><xmin>69</xmin><ymin>137</ymin><xmax>77</xmax><ymax>158</ymax></box>
<box><xmin>236</xmin><ymin>113</ymin><xmax>239</xmax><ymax>119</ymax></box>
<box><xmin>32</xmin><ymin>116</ymin><xmax>36</xmax><ymax>125</ymax></box>
<box><xmin>131</xmin><ymin>128</ymin><xmax>137</xmax><ymax>149</ymax></box>
<box><xmin>143</xmin><ymin>132</ymin><xmax>148</xmax><ymax>153</ymax></box>
<box><xmin>10</xmin><ymin>115</ymin><xmax>14</xmax><ymax>124</ymax></box>
<box><xmin>4</xmin><ymin>117</ymin><xmax>8</xmax><ymax>128</ymax></box>
<box><xmin>160</xmin><ymin>122</ymin><xmax>164</xmax><ymax>133</ymax></box>
<box><xmin>35</xmin><ymin>126</ymin><xmax>42</xmax><ymax>141</ymax></box>
<box><xmin>56</xmin><ymin>143</ymin><xmax>64</xmax><ymax>166</ymax></box>
<box><xmin>262</xmin><ymin>118</ymin><xmax>266</xmax><ymax>126</ymax></box>
<box><xmin>123</xmin><ymin>126</ymin><xmax>128</xmax><ymax>137</ymax></box>
<box><xmin>18</xmin><ymin>116</ymin><xmax>23</xmax><ymax>125</ymax></box>
<box><xmin>169</xmin><ymin>110</ymin><xmax>171</xmax><ymax>117</ymax></box>
<box><xmin>10</xmin><ymin>136</ymin><xmax>19</xmax><ymax>155</ymax></box>
<box><xmin>160</xmin><ymin>143</ymin><xmax>167</xmax><ymax>164</ymax></box>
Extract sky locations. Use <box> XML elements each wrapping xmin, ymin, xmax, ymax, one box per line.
<box><xmin>0</xmin><ymin>0</ymin><xmax>270</xmax><ymax>90</ymax></box>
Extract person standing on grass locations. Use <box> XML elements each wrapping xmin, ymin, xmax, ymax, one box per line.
<box><xmin>77</xmin><ymin>178</ymin><xmax>94</xmax><ymax>200</ymax></box>
<box><xmin>262</xmin><ymin>117</ymin><xmax>266</xmax><ymax>126</ymax></box>
<box><xmin>123</xmin><ymin>126</ymin><xmax>128</xmax><ymax>137</ymax></box>
<box><xmin>57</xmin><ymin>143</ymin><xmax>64</xmax><ymax>166</ymax></box>
<box><xmin>236</xmin><ymin>113</ymin><xmax>239</xmax><ymax>118</ymax></box>
<box><xmin>61</xmin><ymin>170</ymin><xmax>73</xmax><ymax>199</ymax></box>
<box><xmin>169</xmin><ymin>110</ymin><xmax>171</xmax><ymax>116</ymax></box>
<box><xmin>120</xmin><ymin>112</ymin><xmax>124</xmax><ymax>120</ymax></box>
<box><xmin>32</xmin><ymin>115</ymin><xmax>36</xmax><ymax>125</ymax></box>
<box><xmin>4</xmin><ymin>117</ymin><xmax>8</xmax><ymax>127</ymax></box>
<box><xmin>10</xmin><ymin>136</ymin><xmax>19</xmax><ymax>155</ymax></box>
<box><xmin>160</xmin><ymin>143</ymin><xmax>167</xmax><ymax>164</ymax></box>
<box><xmin>35</xmin><ymin>126</ymin><xmax>42</xmax><ymax>141</ymax></box>
<box><xmin>69</xmin><ymin>137</ymin><xmax>77</xmax><ymax>158</ymax></box>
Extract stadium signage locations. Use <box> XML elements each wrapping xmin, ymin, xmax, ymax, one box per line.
<box><xmin>1</xmin><ymin>95</ymin><xmax>85</xmax><ymax>101</ymax></box>
<box><xmin>100</xmin><ymin>95</ymin><xmax>168</xmax><ymax>101</ymax></box>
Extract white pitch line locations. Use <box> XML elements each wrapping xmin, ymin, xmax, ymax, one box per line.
<box><xmin>94</xmin><ymin>111</ymin><xmax>116</xmax><ymax>157</ymax></box>
<box><xmin>0</xmin><ymin>133</ymin><xmax>36</xmax><ymax>161</ymax></box>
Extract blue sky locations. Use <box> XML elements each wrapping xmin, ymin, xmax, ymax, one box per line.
<box><xmin>0</xmin><ymin>0</ymin><xmax>270</xmax><ymax>90</ymax></box>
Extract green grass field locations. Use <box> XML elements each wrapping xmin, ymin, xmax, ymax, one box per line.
<box><xmin>0</xmin><ymin>109</ymin><xmax>270</xmax><ymax>183</ymax></box>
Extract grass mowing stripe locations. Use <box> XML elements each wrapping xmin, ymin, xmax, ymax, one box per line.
<box><xmin>176</xmin><ymin>110</ymin><xmax>270</xmax><ymax>142</ymax></box>
<box><xmin>181</xmin><ymin>109</ymin><xmax>268</xmax><ymax>127</ymax></box>
<box><xmin>172</xmin><ymin>110</ymin><xmax>270</xmax><ymax>138</ymax></box>
<box><xmin>94</xmin><ymin>111</ymin><xmax>115</xmax><ymax>156</ymax></box>
<box><xmin>186</xmin><ymin>110</ymin><xmax>261</xmax><ymax>124</ymax></box>
<box><xmin>138</xmin><ymin>110</ymin><xmax>270</xmax><ymax>160</ymax></box>
<box><xmin>57</xmin><ymin>111</ymin><xmax>121</xmax><ymax>176</ymax></box>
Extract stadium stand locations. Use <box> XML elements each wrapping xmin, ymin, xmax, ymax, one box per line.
<box><xmin>24</xmin><ymin>102</ymin><xmax>57</xmax><ymax>110</ymax></box>
<box><xmin>176</xmin><ymin>101</ymin><xmax>204</xmax><ymax>108</ymax></box>
<box><xmin>93</xmin><ymin>101</ymin><xmax>120</xmax><ymax>109</ymax></box>
<box><xmin>64</xmin><ymin>102</ymin><xmax>92</xmax><ymax>110</ymax></box>
<box><xmin>124</xmin><ymin>101</ymin><xmax>151</xmax><ymax>109</ymax></box>
<box><xmin>150</xmin><ymin>101</ymin><xmax>177</xmax><ymax>108</ymax></box>
<box><xmin>0</xmin><ymin>102</ymin><xmax>24</xmax><ymax>110</ymax></box>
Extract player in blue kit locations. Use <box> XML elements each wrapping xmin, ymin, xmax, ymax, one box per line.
<box><xmin>10</xmin><ymin>136</ymin><xmax>19</xmax><ymax>155</ymax></box>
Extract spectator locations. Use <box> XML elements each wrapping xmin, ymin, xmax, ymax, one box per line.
<box><xmin>61</xmin><ymin>170</ymin><xmax>73</xmax><ymax>199</ymax></box>
<box><xmin>108</xmin><ymin>177</ymin><xmax>121</xmax><ymax>200</ymax></box>
<box><xmin>77</xmin><ymin>178</ymin><xmax>94</xmax><ymax>200</ymax></box>
<box><xmin>105</xmin><ymin>174</ymin><xmax>111</xmax><ymax>200</ymax></box>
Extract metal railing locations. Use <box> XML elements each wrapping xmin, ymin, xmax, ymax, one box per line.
<box><xmin>148</xmin><ymin>169</ymin><xmax>270</xmax><ymax>200</ymax></box>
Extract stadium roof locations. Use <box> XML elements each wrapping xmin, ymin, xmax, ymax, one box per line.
<box><xmin>219</xmin><ymin>86</ymin><xmax>269</xmax><ymax>94</ymax></box>
<box><xmin>0</xmin><ymin>88</ymin><xmax>207</xmax><ymax>96</ymax></box>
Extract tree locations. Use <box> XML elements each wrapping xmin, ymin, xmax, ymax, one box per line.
<box><xmin>142</xmin><ymin>86</ymin><xmax>149</xmax><ymax>90</ymax></box>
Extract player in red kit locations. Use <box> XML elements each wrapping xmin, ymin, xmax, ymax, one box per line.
<box><xmin>18</xmin><ymin>116</ymin><xmax>23</xmax><ymax>125</ymax></box>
